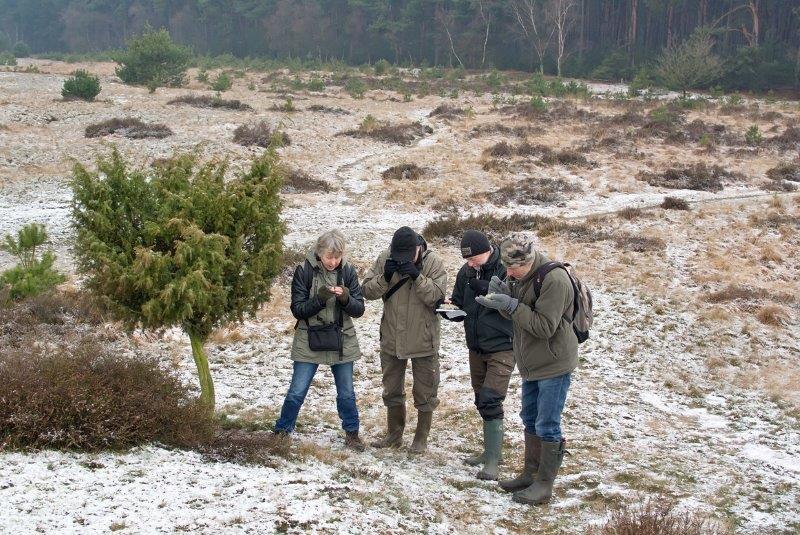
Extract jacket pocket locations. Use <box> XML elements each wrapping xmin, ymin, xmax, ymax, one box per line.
<box><xmin>546</xmin><ymin>338</ymin><xmax>559</xmax><ymax>360</ymax></box>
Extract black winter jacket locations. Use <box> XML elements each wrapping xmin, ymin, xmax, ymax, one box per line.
<box><xmin>451</xmin><ymin>247</ymin><xmax>513</xmax><ymax>354</ymax></box>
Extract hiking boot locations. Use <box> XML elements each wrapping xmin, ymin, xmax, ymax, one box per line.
<box><xmin>476</xmin><ymin>419</ymin><xmax>503</xmax><ymax>481</ymax></box>
<box><xmin>371</xmin><ymin>405</ymin><xmax>406</xmax><ymax>448</ymax></box>
<box><xmin>499</xmin><ymin>432</ymin><xmax>541</xmax><ymax>492</ymax></box>
<box><xmin>409</xmin><ymin>410</ymin><xmax>433</xmax><ymax>455</ymax></box>
<box><xmin>513</xmin><ymin>438</ymin><xmax>565</xmax><ymax>505</ymax></box>
<box><xmin>345</xmin><ymin>431</ymin><xmax>365</xmax><ymax>452</ymax></box>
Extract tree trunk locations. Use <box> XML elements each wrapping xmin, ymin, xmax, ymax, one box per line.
<box><xmin>629</xmin><ymin>0</ymin><xmax>638</xmax><ymax>66</ymax></box>
<box><xmin>189</xmin><ymin>331</ymin><xmax>215</xmax><ymax>410</ymax></box>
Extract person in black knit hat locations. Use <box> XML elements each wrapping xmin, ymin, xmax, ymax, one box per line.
<box><xmin>445</xmin><ymin>229</ymin><xmax>515</xmax><ymax>480</ymax></box>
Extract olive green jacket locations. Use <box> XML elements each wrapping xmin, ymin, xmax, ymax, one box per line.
<box><xmin>503</xmin><ymin>251</ymin><xmax>579</xmax><ymax>381</ymax></box>
<box><xmin>362</xmin><ymin>246</ymin><xmax>447</xmax><ymax>359</ymax></box>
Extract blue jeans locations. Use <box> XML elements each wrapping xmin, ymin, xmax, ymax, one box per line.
<box><xmin>274</xmin><ymin>361</ymin><xmax>359</xmax><ymax>433</ymax></box>
<box><xmin>520</xmin><ymin>373</ymin><xmax>571</xmax><ymax>442</ymax></box>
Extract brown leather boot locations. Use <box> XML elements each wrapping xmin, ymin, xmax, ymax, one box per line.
<box><xmin>371</xmin><ymin>405</ymin><xmax>405</xmax><ymax>448</ymax></box>
<box><xmin>498</xmin><ymin>432</ymin><xmax>541</xmax><ymax>492</ymax></box>
<box><xmin>409</xmin><ymin>411</ymin><xmax>433</xmax><ymax>454</ymax></box>
<box><xmin>345</xmin><ymin>431</ymin><xmax>365</xmax><ymax>452</ymax></box>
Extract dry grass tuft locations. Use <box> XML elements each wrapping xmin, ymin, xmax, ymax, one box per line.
<box><xmin>382</xmin><ymin>163</ymin><xmax>425</xmax><ymax>181</ymax></box>
<box><xmin>233</xmin><ymin>121</ymin><xmax>291</xmax><ymax>148</ymax></box>
<box><xmin>307</xmin><ymin>104</ymin><xmax>350</xmax><ymax>115</ymax></box>
<box><xmin>661</xmin><ymin>196</ymin><xmax>691</xmax><ymax>211</ymax></box>
<box><xmin>756</xmin><ymin>305</ymin><xmax>787</xmax><ymax>326</ymax></box>
<box><xmin>424</xmin><ymin>213</ymin><xmax>664</xmax><ymax>252</ymax></box>
<box><xmin>617</xmin><ymin>207</ymin><xmax>645</xmax><ymax>220</ymax></box>
<box><xmin>198</xmin><ymin>429</ymin><xmax>289</xmax><ymax>465</ymax></box>
<box><xmin>588</xmin><ymin>497</ymin><xmax>728</xmax><ymax>535</ymax></box>
<box><xmin>167</xmin><ymin>94</ymin><xmax>253</xmax><ymax>111</ymax></box>
<box><xmin>766</xmin><ymin>162</ymin><xmax>800</xmax><ymax>183</ymax></box>
<box><xmin>428</xmin><ymin>104</ymin><xmax>466</xmax><ymax>120</ymax></box>
<box><xmin>704</xmin><ymin>284</ymin><xmax>795</xmax><ymax>305</ymax></box>
<box><xmin>339</xmin><ymin>119</ymin><xmax>432</xmax><ymax>145</ymax></box>
<box><xmin>468</xmin><ymin>123</ymin><xmax>542</xmax><ymax>139</ymax></box>
<box><xmin>279</xmin><ymin>166</ymin><xmax>330</xmax><ymax>193</ymax></box>
<box><xmin>487</xmin><ymin>177</ymin><xmax>582</xmax><ymax>205</ymax></box>
<box><xmin>85</xmin><ymin>117</ymin><xmax>172</xmax><ymax>139</ymax></box>
<box><xmin>638</xmin><ymin>163</ymin><xmax>741</xmax><ymax>192</ymax></box>
<box><xmin>769</xmin><ymin>126</ymin><xmax>800</xmax><ymax>150</ymax></box>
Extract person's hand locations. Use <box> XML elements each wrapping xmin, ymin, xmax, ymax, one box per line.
<box><xmin>468</xmin><ymin>278</ymin><xmax>490</xmax><ymax>296</ymax></box>
<box><xmin>475</xmin><ymin>293</ymin><xmax>518</xmax><ymax>314</ymax></box>
<box><xmin>333</xmin><ymin>286</ymin><xmax>350</xmax><ymax>303</ymax></box>
<box><xmin>488</xmin><ymin>275</ymin><xmax>510</xmax><ymax>296</ymax></box>
<box><xmin>383</xmin><ymin>258</ymin><xmax>400</xmax><ymax>282</ymax></box>
<box><xmin>397</xmin><ymin>261</ymin><xmax>420</xmax><ymax>280</ymax></box>
<box><xmin>317</xmin><ymin>286</ymin><xmax>335</xmax><ymax>304</ymax></box>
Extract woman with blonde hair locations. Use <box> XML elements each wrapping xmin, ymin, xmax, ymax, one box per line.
<box><xmin>274</xmin><ymin>230</ymin><xmax>366</xmax><ymax>450</ymax></box>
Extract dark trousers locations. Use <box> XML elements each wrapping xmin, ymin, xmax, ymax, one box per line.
<box><xmin>469</xmin><ymin>349</ymin><xmax>514</xmax><ymax>420</ymax></box>
<box><xmin>379</xmin><ymin>352</ymin><xmax>440</xmax><ymax>412</ymax></box>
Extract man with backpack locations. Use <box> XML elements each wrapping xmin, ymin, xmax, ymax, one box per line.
<box><xmin>445</xmin><ymin>230</ymin><xmax>514</xmax><ymax>481</ymax></box>
<box><xmin>475</xmin><ymin>232</ymin><xmax>589</xmax><ymax>505</ymax></box>
<box><xmin>362</xmin><ymin>226</ymin><xmax>447</xmax><ymax>454</ymax></box>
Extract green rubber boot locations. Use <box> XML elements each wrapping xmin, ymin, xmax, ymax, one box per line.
<box><xmin>498</xmin><ymin>432</ymin><xmax>541</xmax><ymax>492</ymax></box>
<box><xmin>513</xmin><ymin>438</ymin><xmax>565</xmax><ymax>505</ymax></box>
<box><xmin>476</xmin><ymin>419</ymin><xmax>503</xmax><ymax>480</ymax></box>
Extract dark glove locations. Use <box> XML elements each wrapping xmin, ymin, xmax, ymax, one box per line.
<box><xmin>336</xmin><ymin>286</ymin><xmax>350</xmax><ymax>304</ymax></box>
<box><xmin>475</xmin><ymin>293</ymin><xmax>519</xmax><ymax>314</ymax></box>
<box><xmin>383</xmin><ymin>258</ymin><xmax>400</xmax><ymax>283</ymax></box>
<box><xmin>468</xmin><ymin>278</ymin><xmax>490</xmax><ymax>296</ymax></box>
<box><xmin>317</xmin><ymin>286</ymin><xmax>335</xmax><ymax>304</ymax></box>
<box><xmin>397</xmin><ymin>261</ymin><xmax>420</xmax><ymax>280</ymax></box>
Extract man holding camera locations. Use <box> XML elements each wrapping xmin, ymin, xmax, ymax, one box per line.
<box><xmin>362</xmin><ymin>226</ymin><xmax>447</xmax><ymax>454</ymax></box>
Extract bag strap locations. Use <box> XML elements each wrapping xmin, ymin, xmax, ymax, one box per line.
<box><xmin>384</xmin><ymin>277</ymin><xmax>411</xmax><ymax>302</ymax></box>
<box><xmin>533</xmin><ymin>261</ymin><xmax>580</xmax><ymax>321</ymax></box>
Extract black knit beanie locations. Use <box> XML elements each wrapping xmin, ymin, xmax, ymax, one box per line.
<box><xmin>460</xmin><ymin>230</ymin><xmax>491</xmax><ymax>258</ymax></box>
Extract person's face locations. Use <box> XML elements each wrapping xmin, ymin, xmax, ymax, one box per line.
<box><xmin>505</xmin><ymin>263</ymin><xmax>532</xmax><ymax>280</ymax></box>
<box><xmin>413</xmin><ymin>245</ymin><xmax>421</xmax><ymax>263</ymax></box>
<box><xmin>321</xmin><ymin>250</ymin><xmax>342</xmax><ymax>272</ymax></box>
<box><xmin>466</xmin><ymin>249</ymin><xmax>492</xmax><ymax>269</ymax></box>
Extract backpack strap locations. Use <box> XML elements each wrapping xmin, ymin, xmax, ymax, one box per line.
<box><xmin>533</xmin><ymin>261</ymin><xmax>580</xmax><ymax>321</ymax></box>
<box><xmin>302</xmin><ymin>258</ymin><xmax>314</xmax><ymax>290</ymax></box>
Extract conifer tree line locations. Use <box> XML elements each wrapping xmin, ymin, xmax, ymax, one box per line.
<box><xmin>1</xmin><ymin>1</ymin><xmax>799</xmax><ymax>89</ymax></box>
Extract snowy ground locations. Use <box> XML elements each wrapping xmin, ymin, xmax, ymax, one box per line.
<box><xmin>1</xmin><ymin>60</ymin><xmax>799</xmax><ymax>534</ymax></box>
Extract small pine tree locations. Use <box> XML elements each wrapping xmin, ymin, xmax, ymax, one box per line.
<box><xmin>745</xmin><ymin>125</ymin><xmax>762</xmax><ymax>146</ymax></box>
<box><xmin>71</xmin><ymin>148</ymin><xmax>284</xmax><ymax>410</ymax></box>
<box><xmin>658</xmin><ymin>27</ymin><xmax>725</xmax><ymax>97</ymax></box>
<box><xmin>62</xmin><ymin>70</ymin><xmax>101</xmax><ymax>101</ymax></box>
<box><xmin>0</xmin><ymin>223</ymin><xmax>66</xmax><ymax>300</ymax></box>
<box><xmin>345</xmin><ymin>77</ymin><xmax>366</xmax><ymax>99</ymax></box>
<box><xmin>210</xmin><ymin>72</ymin><xmax>232</xmax><ymax>92</ymax></box>
<box><xmin>112</xmin><ymin>27</ymin><xmax>192</xmax><ymax>91</ymax></box>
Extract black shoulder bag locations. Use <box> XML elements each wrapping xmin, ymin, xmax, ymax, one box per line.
<box><xmin>304</xmin><ymin>269</ymin><xmax>344</xmax><ymax>357</ymax></box>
